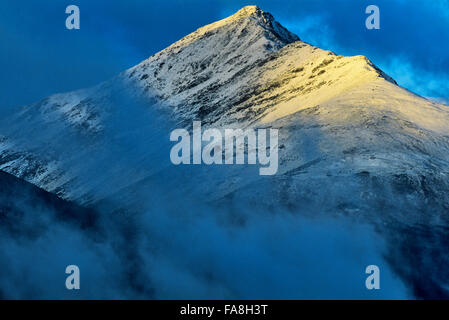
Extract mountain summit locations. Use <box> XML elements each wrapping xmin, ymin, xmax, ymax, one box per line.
<box><xmin>123</xmin><ymin>6</ymin><xmax>398</xmax><ymax>126</ymax></box>
<box><xmin>164</xmin><ymin>6</ymin><xmax>299</xmax><ymax>51</ymax></box>
<box><xmin>231</xmin><ymin>5</ymin><xmax>269</xmax><ymax>18</ymax></box>
<box><xmin>198</xmin><ymin>5</ymin><xmax>300</xmax><ymax>43</ymax></box>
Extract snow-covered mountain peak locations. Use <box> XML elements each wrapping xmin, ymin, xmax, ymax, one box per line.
<box><xmin>232</xmin><ymin>5</ymin><xmax>265</xmax><ymax>18</ymax></box>
<box><xmin>140</xmin><ymin>6</ymin><xmax>299</xmax><ymax>65</ymax></box>
<box><xmin>198</xmin><ymin>6</ymin><xmax>298</xmax><ymax>42</ymax></box>
<box><xmin>1</xmin><ymin>5</ymin><xmax>449</xmax><ymax>207</ymax></box>
<box><xmin>225</xmin><ymin>5</ymin><xmax>299</xmax><ymax>43</ymax></box>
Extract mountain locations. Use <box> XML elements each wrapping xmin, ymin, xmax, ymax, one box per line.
<box><xmin>0</xmin><ymin>170</ymin><xmax>99</xmax><ymax>236</ymax></box>
<box><xmin>1</xmin><ymin>6</ymin><xmax>449</xmax><ymax>298</ymax></box>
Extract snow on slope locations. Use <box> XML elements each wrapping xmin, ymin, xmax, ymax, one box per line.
<box><xmin>0</xmin><ymin>5</ymin><xmax>301</xmax><ymax>202</ymax></box>
<box><xmin>0</xmin><ymin>5</ymin><xmax>448</xmax><ymax>209</ymax></box>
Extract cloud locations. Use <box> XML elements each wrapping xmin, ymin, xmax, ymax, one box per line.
<box><xmin>0</xmin><ymin>185</ymin><xmax>411</xmax><ymax>299</ymax></box>
<box><xmin>140</xmin><ymin>208</ymin><xmax>411</xmax><ymax>299</ymax></box>
<box><xmin>379</xmin><ymin>56</ymin><xmax>449</xmax><ymax>99</ymax></box>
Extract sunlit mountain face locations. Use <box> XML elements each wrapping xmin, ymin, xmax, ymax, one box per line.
<box><xmin>1</xmin><ymin>5</ymin><xmax>449</xmax><ymax>299</ymax></box>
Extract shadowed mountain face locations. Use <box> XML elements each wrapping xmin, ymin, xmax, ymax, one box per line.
<box><xmin>0</xmin><ymin>171</ymin><xmax>100</xmax><ymax>298</ymax></box>
<box><xmin>1</xmin><ymin>6</ymin><xmax>449</xmax><ymax>298</ymax></box>
<box><xmin>0</xmin><ymin>170</ymin><xmax>99</xmax><ymax>237</ymax></box>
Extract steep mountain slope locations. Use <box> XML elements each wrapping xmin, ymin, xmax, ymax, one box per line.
<box><xmin>0</xmin><ymin>170</ymin><xmax>99</xmax><ymax>238</ymax></box>
<box><xmin>2</xmin><ymin>6</ymin><xmax>448</xmax><ymax>205</ymax></box>
<box><xmin>1</xmin><ymin>6</ymin><xmax>449</xmax><ymax>297</ymax></box>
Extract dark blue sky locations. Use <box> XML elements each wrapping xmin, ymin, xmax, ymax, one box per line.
<box><xmin>1</xmin><ymin>0</ymin><xmax>448</xmax><ymax>108</ymax></box>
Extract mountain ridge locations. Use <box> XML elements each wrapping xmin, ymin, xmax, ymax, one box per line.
<box><xmin>1</xmin><ymin>6</ymin><xmax>448</xmax><ymax>203</ymax></box>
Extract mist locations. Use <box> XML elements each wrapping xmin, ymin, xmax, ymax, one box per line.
<box><xmin>0</xmin><ymin>180</ymin><xmax>411</xmax><ymax>299</ymax></box>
